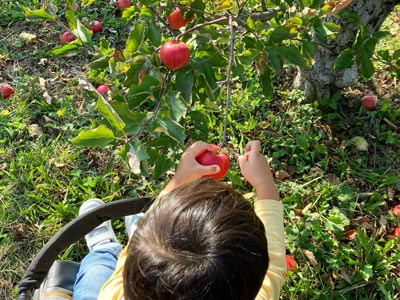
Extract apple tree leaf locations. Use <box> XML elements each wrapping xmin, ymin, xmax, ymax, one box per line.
<box><xmin>22</xmin><ymin>5</ymin><xmax>56</xmax><ymax>21</ymax></box>
<box><xmin>50</xmin><ymin>40</ymin><xmax>83</xmax><ymax>56</ymax></box>
<box><xmin>71</xmin><ymin>125</ymin><xmax>115</xmax><ymax>147</ymax></box>
<box><xmin>124</xmin><ymin>22</ymin><xmax>146</xmax><ymax>58</ymax></box>
<box><xmin>97</xmin><ymin>95</ymin><xmax>126</xmax><ymax>132</ymax></box>
<box><xmin>175</xmin><ymin>70</ymin><xmax>194</xmax><ymax>102</ymax></box>
<box><xmin>152</xmin><ymin>152</ymin><xmax>174</xmax><ymax>180</ymax></box>
<box><xmin>334</xmin><ymin>48</ymin><xmax>354</xmax><ymax>70</ymax></box>
<box><xmin>152</xmin><ymin>117</ymin><xmax>185</xmax><ymax>144</ymax></box>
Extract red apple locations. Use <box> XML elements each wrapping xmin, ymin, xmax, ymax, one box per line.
<box><xmin>96</xmin><ymin>85</ymin><xmax>110</xmax><ymax>95</ymax></box>
<box><xmin>195</xmin><ymin>144</ymin><xmax>230</xmax><ymax>180</ymax></box>
<box><xmin>394</xmin><ymin>226</ymin><xmax>400</xmax><ymax>237</ymax></box>
<box><xmin>60</xmin><ymin>31</ymin><xmax>76</xmax><ymax>43</ymax></box>
<box><xmin>88</xmin><ymin>20</ymin><xmax>102</xmax><ymax>34</ymax></box>
<box><xmin>0</xmin><ymin>83</ymin><xmax>15</xmax><ymax>99</ymax></box>
<box><xmin>392</xmin><ymin>204</ymin><xmax>400</xmax><ymax>217</ymax></box>
<box><xmin>361</xmin><ymin>95</ymin><xmax>377</xmax><ymax>111</ymax></box>
<box><xmin>159</xmin><ymin>40</ymin><xmax>190</xmax><ymax>71</ymax></box>
<box><xmin>285</xmin><ymin>255</ymin><xmax>297</xmax><ymax>272</ymax></box>
<box><xmin>117</xmin><ymin>0</ymin><xmax>131</xmax><ymax>8</ymax></box>
<box><xmin>168</xmin><ymin>7</ymin><xmax>193</xmax><ymax>30</ymax></box>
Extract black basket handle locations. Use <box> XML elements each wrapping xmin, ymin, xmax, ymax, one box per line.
<box><xmin>17</xmin><ymin>197</ymin><xmax>154</xmax><ymax>299</ymax></box>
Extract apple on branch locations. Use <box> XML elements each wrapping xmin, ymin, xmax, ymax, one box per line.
<box><xmin>168</xmin><ymin>7</ymin><xmax>193</xmax><ymax>30</ymax></box>
<box><xmin>159</xmin><ymin>40</ymin><xmax>190</xmax><ymax>71</ymax></box>
<box><xmin>195</xmin><ymin>144</ymin><xmax>230</xmax><ymax>180</ymax></box>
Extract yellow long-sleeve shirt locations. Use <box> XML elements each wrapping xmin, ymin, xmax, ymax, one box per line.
<box><xmin>98</xmin><ymin>199</ymin><xmax>286</xmax><ymax>300</ymax></box>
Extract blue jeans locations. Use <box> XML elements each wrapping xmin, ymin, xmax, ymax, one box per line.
<box><xmin>73</xmin><ymin>242</ymin><xmax>123</xmax><ymax>300</ymax></box>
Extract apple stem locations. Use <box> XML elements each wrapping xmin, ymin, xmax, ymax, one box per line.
<box><xmin>221</xmin><ymin>14</ymin><xmax>235</xmax><ymax>147</ymax></box>
<box><xmin>129</xmin><ymin>70</ymin><xmax>173</xmax><ymax>143</ymax></box>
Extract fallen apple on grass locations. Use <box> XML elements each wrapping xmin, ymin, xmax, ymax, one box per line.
<box><xmin>159</xmin><ymin>40</ymin><xmax>190</xmax><ymax>71</ymax></box>
<box><xmin>117</xmin><ymin>0</ymin><xmax>131</xmax><ymax>8</ymax></box>
<box><xmin>392</xmin><ymin>204</ymin><xmax>400</xmax><ymax>217</ymax></box>
<box><xmin>96</xmin><ymin>85</ymin><xmax>110</xmax><ymax>95</ymax></box>
<box><xmin>60</xmin><ymin>31</ymin><xmax>76</xmax><ymax>43</ymax></box>
<box><xmin>195</xmin><ymin>144</ymin><xmax>230</xmax><ymax>180</ymax></box>
<box><xmin>394</xmin><ymin>226</ymin><xmax>400</xmax><ymax>237</ymax></box>
<box><xmin>168</xmin><ymin>7</ymin><xmax>193</xmax><ymax>30</ymax></box>
<box><xmin>361</xmin><ymin>95</ymin><xmax>377</xmax><ymax>111</ymax></box>
<box><xmin>0</xmin><ymin>83</ymin><xmax>15</xmax><ymax>99</ymax></box>
<box><xmin>88</xmin><ymin>20</ymin><xmax>102</xmax><ymax>34</ymax></box>
<box><xmin>285</xmin><ymin>255</ymin><xmax>297</xmax><ymax>272</ymax></box>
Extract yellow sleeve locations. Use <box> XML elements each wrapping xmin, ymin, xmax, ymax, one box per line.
<box><xmin>254</xmin><ymin>200</ymin><xmax>286</xmax><ymax>300</ymax></box>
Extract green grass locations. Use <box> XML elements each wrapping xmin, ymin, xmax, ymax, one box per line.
<box><xmin>1</xmin><ymin>1</ymin><xmax>400</xmax><ymax>299</ymax></box>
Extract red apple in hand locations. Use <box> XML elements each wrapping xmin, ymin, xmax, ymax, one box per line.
<box><xmin>159</xmin><ymin>40</ymin><xmax>190</xmax><ymax>71</ymax></box>
<box><xmin>60</xmin><ymin>31</ymin><xmax>76</xmax><ymax>43</ymax></box>
<box><xmin>195</xmin><ymin>144</ymin><xmax>230</xmax><ymax>180</ymax></box>
<box><xmin>0</xmin><ymin>83</ymin><xmax>15</xmax><ymax>99</ymax></box>
<box><xmin>117</xmin><ymin>0</ymin><xmax>131</xmax><ymax>8</ymax></box>
<box><xmin>96</xmin><ymin>85</ymin><xmax>110</xmax><ymax>95</ymax></box>
<box><xmin>361</xmin><ymin>95</ymin><xmax>377</xmax><ymax>111</ymax></box>
<box><xmin>168</xmin><ymin>7</ymin><xmax>193</xmax><ymax>30</ymax></box>
<box><xmin>88</xmin><ymin>20</ymin><xmax>102</xmax><ymax>34</ymax></box>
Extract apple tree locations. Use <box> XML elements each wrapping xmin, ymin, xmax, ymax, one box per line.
<box><xmin>23</xmin><ymin>0</ymin><xmax>399</xmax><ymax>177</ymax></box>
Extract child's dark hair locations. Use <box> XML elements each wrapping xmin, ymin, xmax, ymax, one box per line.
<box><xmin>124</xmin><ymin>178</ymin><xmax>269</xmax><ymax>300</ymax></box>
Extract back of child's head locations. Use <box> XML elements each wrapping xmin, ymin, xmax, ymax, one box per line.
<box><xmin>124</xmin><ymin>178</ymin><xmax>269</xmax><ymax>300</ymax></box>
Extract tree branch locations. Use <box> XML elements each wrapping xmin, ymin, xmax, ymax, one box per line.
<box><xmin>129</xmin><ymin>71</ymin><xmax>173</xmax><ymax>143</ymax></box>
<box><xmin>222</xmin><ymin>14</ymin><xmax>235</xmax><ymax>147</ymax></box>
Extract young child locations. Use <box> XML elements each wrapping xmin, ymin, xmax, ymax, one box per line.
<box><xmin>74</xmin><ymin>140</ymin><xmax>286</xmax><ymax>300</ymax></box>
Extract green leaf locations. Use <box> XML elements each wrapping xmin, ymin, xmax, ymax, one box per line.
<box><xmin>301</xmin><ymin>40</ymin><xmax>317</xmax><ymax>60</ymax></box>
<box><xmin>124</xmin><ymin>22</ymin><xmax>146</xmax><ymax>58</ymax></box>
<box><xmin>175</xmin><ymin>70</ymin><xmax>194</xmax><ymax>102</ymax></box>
<box><xmin>50</xmin><ymin>40</ymin><xmax>83</xmax><ymax>56</ymax></box>
<box><xmin>260</xmin><ymin>67</ymin><xmax>273</xmax><ymax>98</ymax></box>
<box><xmin>97</xmin><ymin>96</ymin><xmax>126</xmax><ymax>132</ymax></box>
<box><xmin>65</xmin><ymin>10</ymin><xmax>77</xmax><ymax>31</ymax></box>
<box><xmin>75</xmin><ymin>20</ymin><xmax>93</xmax><ymax>44</ymax></box>
<box><xmin>152</xmin><ymin>153</ymin><xmax>174</xmax><ymax>180</ymax></box>
<box><xmin>71</xmin><ymin>125</ymin><xmax>115</xmax><ymax>147</ymax></box>
<box><xmin>23</xmin><ymin>5</ymin><xmax>56</xmax><ymax>21</ymax></box>
<box><xmin>164</xmin><ymin>92</ymin><xmax>187</xmax><ymax>121</ymax></box>
<box><xmin>123</xmin><ymin>56</ymin><xmax>147</xmax><ymax>87</ymax></box>
<box><xmin>110</xmin><ymin>102</ymin><xmax>147</xmax><ymax>136</ymax></box>
<box><xmin>276</xmin><ymin>46</ymin><xmax>311</xmax><ymax>69</ymax></box>
<box><xmin>147</xmin><ymin>20</ymin><xmax>162</xmax><ymax>46</ymax></box>
<box><xmin>334</xmin><ymin>48</ymin><xmax>354</xmax><ymax>70</ymax></box>
<box><xmin>269</xmin><ymin>26</ymin><xmax>292</xmax><ymax>43</ymax></box>
<box><xmin>153</xmin><ymin>117</ymin><xmax>185</xmax><ymax>144</ymax></box>
<box><xmin>357</xmin><ymin>47</ymin><xmax>375</xmax><ymax>78</ymax></box>
<box><xmin>88</xmin><ymin>56</ymin><xmax>110</xmax><ymax>70</ymax></box>
<box><xmin>324</xmin><ymin>22</ymin><xmax>341</xmax><ymax>33</ymax></box>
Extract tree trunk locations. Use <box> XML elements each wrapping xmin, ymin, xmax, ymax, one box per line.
<box><xmin>296</xmin><ymin>0</ymin><xmax>400</xmax><ymax>101</ymax></box>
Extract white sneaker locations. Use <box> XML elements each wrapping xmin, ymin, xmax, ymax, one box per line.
<box><xmin>125</xmin><ymin>213</ymin><xmax>144</xmax><ymax>239</ymax></box>
<box><xmin>79</xmin><ymin>198</ymin><xmax>118</xmax><ymax>251</ymax></box>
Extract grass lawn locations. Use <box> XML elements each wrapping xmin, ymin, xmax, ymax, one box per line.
<box><xmin>1</xmin><ymin>1</ymin><xmax>400</xmax><ymax>299</ymax></box>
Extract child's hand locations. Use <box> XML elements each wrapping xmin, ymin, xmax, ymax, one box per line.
<box><xmin>238</xmin><ymin>140</ymin><xmax>279</xmax><ymax>200</ymax></box>
<box><xmin>163</xmin><ymin>142</ymin><xmax>220</xmax><ymax>192</ymax></box>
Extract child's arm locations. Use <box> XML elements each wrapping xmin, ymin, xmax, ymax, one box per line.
<box><xmin>238</xmin><ymin>140</ymin><xmax>279</xmax><ymax>201</ymax></box>
<box><xmin>162</xmin><ymin>141</ymin><xmax>220</xmax><ymax>193</ymax></box>
<box><xmin>239</xmin><ymin>140</ymin><xmax>286</xmax><ymax>300</ymax></box>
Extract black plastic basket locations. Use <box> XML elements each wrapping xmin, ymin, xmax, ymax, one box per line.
<box><xmin>16</xmin><ymin>197</ymin><xmax>154</xmax><ymax>300</ymax></box>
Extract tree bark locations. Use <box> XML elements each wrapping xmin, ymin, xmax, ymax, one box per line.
<box><xmin>296</xmin><ymin>0</ymin><xmax>400</xmax><ymax>101</ymax></box>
